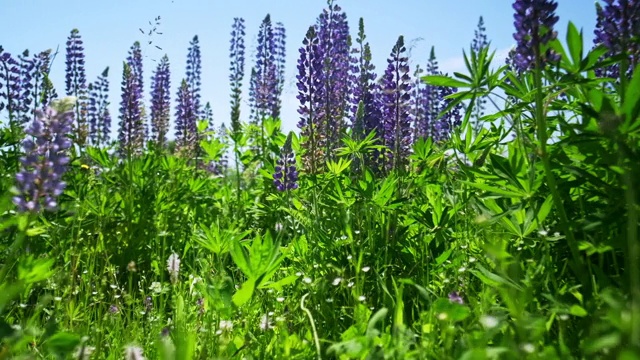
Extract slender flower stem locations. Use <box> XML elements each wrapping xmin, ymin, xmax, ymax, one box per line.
<box><xmin>533</xmin><ymin>58</ymin><xmax>588</xmax><ymax>290</ymax></box>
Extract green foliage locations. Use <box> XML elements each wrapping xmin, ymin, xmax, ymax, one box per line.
<box><xmin>0</xmin><ymin>15</ymin><xmax>639</xmax><ymax>360</ymax></box>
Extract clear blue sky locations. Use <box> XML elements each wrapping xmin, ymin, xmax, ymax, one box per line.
<box><xmin>1</xmin><ymin>0</ymin><xmax>598</xmax><ymax>135</ymax></box>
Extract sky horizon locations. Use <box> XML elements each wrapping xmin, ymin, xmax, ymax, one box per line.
<box><xmin>1</xmin><ymin>0</ymin><xmax>598</xmax><ymax>137</ymax></box>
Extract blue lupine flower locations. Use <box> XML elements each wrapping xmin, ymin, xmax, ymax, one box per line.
<box><xmin>150</xmin><ymin>55</ymin><xmax>171</xmax><ymax>147</ymax></box>
<box><xmin>380</xmin><ymin>35</ymin><xmax>412</xmax><ymax>172</ymax></box>
<box><xmin>273</xmin><ymin>133</ymin><xmax>298</xmax><ymax>191</ymax></box>
<box><xmin>512</xmin><ymin>0</ymin><xmax>560</xmax><ymax>72</ymax></box>
<box><xmin>13</xmin><ymin>100</ymin><xmax>74</xmax><ymax>213</ymax></box>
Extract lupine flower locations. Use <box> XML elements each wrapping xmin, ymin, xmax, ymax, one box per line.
<box><xmin>512</xmin><ymin>0</ymin><xmax>560</xmax><ymax>72</ymax></box>
<box><xmin>167</xmin><ymin>252</ymin><xmax>181</xmax><ymax>283</ymax></box>
<box><xmin>150</xmin><ymin>55</ymin><xmax>171</xmax><ymax>147</ymax></box>
<box><xmin>203</xmin><ymin>101</ymin><xmax>214</xmax><ymax>132</ymax></box>
<box><xmin>296</xmin><ymin>26</ymin><xmax>326</xmax><ymax>174</ymax></box>
<box><xmin>109</xmin><ymin>304</ymin><xmax>119</xmax><ymax>314</ymax></box>
<box><xmin>186</xmin><ymin>35</ymin><xmax>202</xmax><ymax>118</ymax></box>
<box><xmin>593</xmin><ymin>0</ymin><xmax>640</xmax><ymax>79</ymax></box>
<box><xmin>174</xmin><ymin>79</ymin><xmax>198</xmax><ymax>157</ymax></box>
<box><xmin>17</xmin><ymin>50</ymin><xmax>37</xmax><ymax>125</ymax></box>
<box><xmin>471</xmin><ymin>16</ymin><xmax>489</xmax><ymax>123</ymax></box>
<box><xmin>317</xmin><ymin>1</ymin><xmax>351</xmax><ymax>159</ymax></box>
<box><xmin>118</xmin><ymin>63</ymin><xmax>144</xmax><ymax>156</ymax></box>
<box><xmin>40</xmin><ymin>50</ymin><xmax>58</xmax><ymax>109</ymax></box>
<box><xmin>350</xmin><ymin>18</ymin><xmax>378</xmax><ymax>141</ymax></box>
<box><xmin>0</xmin><ymin>49</ymin><xmax>21</xmax><ymax>123</ymax></box>
<box><xmin>472</xmin><ymin>16</ymin><xmax>489</xmax><ymax>53</ymax></box>
<box><xmin>250</xmin><ymin>14</ymin><xmax>279</xmax><ymax>126</ymax></box>
<box><xmin>448</xmin><ymin>291</ymin><xmax>464</xmax><ymax>305</ymax></box>
<box><xmin>229</xmin><ymin>17</ymin><xmax>246</xmax><ymax>137</ymax></box>
<box><xmin>380</xmin><ymin>35</ymin><xmax>412</xmax><ymax>173</ymax></box>
<box><xmin>124</xmin><ymin>345</ymin><xmax>146</xmax><ymax>360</ymax></box>
<box><xmin>273</xmin><ymin>133</ymin><xmax>298</xmax><ymax>191</ymax></box>
<box><xmin>13</xmin><ymin>99</ymin><xmax>74</xmax><ymax>213</ymax></box>
<box><xmin>65</xmin><ymin>29</ymin><xmax>89</xmax><ymax>143</ymax></box>
<box><xmin>415</xmin><ymin>48</ymin><xmax>463</xmax><ymax>142</ymax></box>
<box><xmin>88</xmin><ymin>67</ymin><xmax>111</xmax><ymax>146</ymax></box>
<box><xmin>32</xmin><ymin>50</ymin><xmax>53</xmax><ymax>114</ymax></box>
<box><xmin>411</xmin><ymin>65</ymin><xmax>428</xmax><ymax>141</ymax></box>
<box><xmin>273</xmin><ymin>21</ymin><xmax>286</xmax><ymax>120</ymax></box>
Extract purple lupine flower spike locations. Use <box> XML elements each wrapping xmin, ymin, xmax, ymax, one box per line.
<box><xmin>88</xmin><ymin>67</ymin><xmax>111</xmax><ymax>146</ymax></box>
<box><xmin>229</xmin><ymin>17</ymin><xmax>246</xmax><ymax>137</ymax></box>
<box><xmin>380</xmin><ymin>35</ymin><xmax>412</xmax><ymax>173</ymax></box>
<box><xmin>251</xmin><ymin>14</ymin><xmax>279</xmax><ymax>124</ymax></box>
<box><xmin>174</xmin><ymin>79</ymin><xmax>198</xmax><ymax>157</ymax></box>
<box><xmin>118</xmin><ymin>62</ymin><xmax>144</xmax><ymax>156</ymax></box>
<box><xmin>472</xmin><ymin>16</ymin><xmax>489</xmax><ymax>54</ymax></box>
<box><xmin>150</xmin><ymin>55</ymin><xmax>171</xmax><ymax>147</ymax></box>
<box><xmin>65</xmin><ymin>29</ymin><xmax>89</xmax><ymax>144</ymax></box>
<box><xmin>186</xmin><ymin>35</ymin><xmax>202</xmax><ymax>118</ymax></box>
<box><xmin>273</xmin><ymin>133</ymin><xmax>299</xmax><ymax>191</ymax></box>
<box><xmin>296</xmin><ymin>26</ymin><xmax>326</xmax><ymax>175</ymax></box>
<box><xmin>17</xmin><ymin>50</ymin><xmax>37</xmax><ymax>125</ymax></box>
<box><xmin>0</xmin><ymin>49</ymin><xmax>22</xmax><ymax>124</ymax></box>
<box><xmin>512</xmin><ymin>0</ymin><xmax>560</xmax><ymax>72</ymax></box>
<box><xmin>593</xmin><ymin>0</ymin><xmax>640</xmax><ymax>79</ymax></box>
<box><xmin>317</xmin><ymin>1</ymin><xmax>351</xmax><ymax>160</ymax></box>
<box><xmin>13</xmin><ymin>98</ymin><xmax>75</xmax><ymax>213</ymax></box>
<box><xmin>273</xmin><ymin>22</ymin><xmax>286</xmax><ymax>120</ymax></box>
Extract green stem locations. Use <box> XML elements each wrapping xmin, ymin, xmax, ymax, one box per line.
<box><xmin>533</xmin><ymin>59</ymin><xmax>588</xmax><ymax>292</ymax></box>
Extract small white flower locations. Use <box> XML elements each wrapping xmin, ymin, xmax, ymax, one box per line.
<box><xmin>347</xmin><ymin>281</ymin><xmax>354</xmax><ymax>288</ymax></box>
<box><xmin>469</xmin><ymin>257</ymin><xmax>477</xmax><ymax>263</ymax></box>
<box><xmin>167</xmin><ymin>253</ymin><xmax>181</xmax><ymax>283</ymax></box>
<box><xmin>347</xmin><ymin>255</ymin><xmax>353</xmax><ymax>260</ymax></box>
<box><xmin>110</xmin><ymin>284</ymin><xmax>118</xmax><ymax>289</ymax></box>
<box><xmin>54</xmin><ymin>297</ymin><xmax>62</xmax><ymax>301</ymax></box>
<box><xmin>458</xmin><ymin>266</ymin><xmax>466</xmax><ymax>273</ymax></box>
<box><xmin>358</xmin><ymin>295</ymin><xmax>366</xmax><ymax>302</ymax></box>
<box><xmin>326</xmin><ymin>298</ymin><xmax>334</xmax><ymax>303</ymax></box>
<box><xmin>295</xmin><ymin>271</ymin><xmax>303</xmax><ymax>276</ymax></box>
<box><xmin>332</xmin><ymin>277</ymin><xmax>342</xmax><ymax>286</ymax></box>
<box><xmin>361</xmin><ymin>266</ymin><xmax>370</xmax><ymax>272</ymax></box>
<box><xmin>259</xmin><ymin>314</ymin><xmax>273</xmax><ymax>330</ymax></box>
<box><xmin>303</xmin><ymin>277</ymin><xmax>312</xmax><ymax>284</ymax></box>
<box><xmin>354</xmin><ymin>230</ymin><xmax>360</xmax><ymax>234</ymax></box>
<box><xmin>480</xmin><ymin>315</ymin><xmax>499</xmax><ymax>329</ymax></box>
<box><xmin>276</xmin><ymin>297</ymin><xmax>285</xmax><ymax>302</ymax></box>
<box><xmin>124</xmin><ymin>345</ymin><xmax>146</xmax><ymax>360</ymax></box>
<box><xmin>313</xmin><ymin>263</ymin><xmax>319</xmax><ymax>269</ymax></box>
<box><xmin>437</xmin><ymin>313</ymin><xmax>448</xmax><ymax>320</ymax></box>
<box><xmin>538</xmin><ymin>229</ymin><xmax>548</xmax><ymax>237</ymax></box>
<box><xmin>149</xmin><ymin>282</ymin><xmax>162</xmax><ymax>294</ymax></box>
<box><xmin>521</xmin><ymin>343</ymin><xmax>535</xmax><ymax>354</ymax></box>
<box><xmin>219</xmin><ymin>320</ymin><xmax>233</xmax><ymax>331</ymax></box>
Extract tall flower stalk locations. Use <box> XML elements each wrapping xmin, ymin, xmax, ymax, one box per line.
<box><xmin>229</xmin><ymin>17</ymin><xmax>245</xmax><ymax>138</ymax></box>
<box><xmin>512</xmin><ymin>0</ymin><xmax>586</xmax><ymax>288</ymax></box>
<box><xmin>273</xmin><ymin>133</ymin><xmax>298</xmax><ymax>192</ymax></box>
<box><xmin>317</xmin><ymin>0</ymin><xmax>351</xmax><ymax>160</ymax></box>
<box><xmin>118</xmin><ymin>63</ymin><xmax>144</xmax><ymax>156</ymax></box>
<box><xmin>380</xmin><ymin>35</ymin><xmax>412</xmax><ymax>173</ymax></box>
<box><xmin>593</xmin><ymin>0</ymin><xmax>640</xmax><ymax>83</ymax></box>
<box><xmin>65</xmin><ymin>29</ymin><xmax>89</xmax><ymax>145</ymax></box>
<box><xmin>150</xmin><ymin>55</ymin><xmax>171</xmax><ymax>148</ymax></box>
<box><xmin>88</xmin><ymin>67</ymin><xmax>111</xmax><ymax>146</ymax></box>
<box><xmin>175</xmin><ymin>79</ymin><xmax>198</xmax><ymax>159</ymax></box>
<box><xmin>229</xmin><ymin>17</ymin><xmax>246</xmax><ymax>203</ymax></box>
<box><xmin>186</xmin><ymin>35</ymin><xmax>202</xmax><ymax>119</ymax></box>
<box><xmin>13</xmin><ymin>98</ymin><xmax>75</xmax><ymax>213</ymax></box>
<box><xmin>296</xmin><ymin>26</ymin><xmax>325</xmax><ymax>175</ymax></box>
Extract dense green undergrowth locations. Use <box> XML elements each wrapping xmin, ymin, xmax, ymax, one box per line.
<box><xmin>1</xmin><ymin>7</ymin><xmax>640</xmax><ymax>360</ymax></box>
